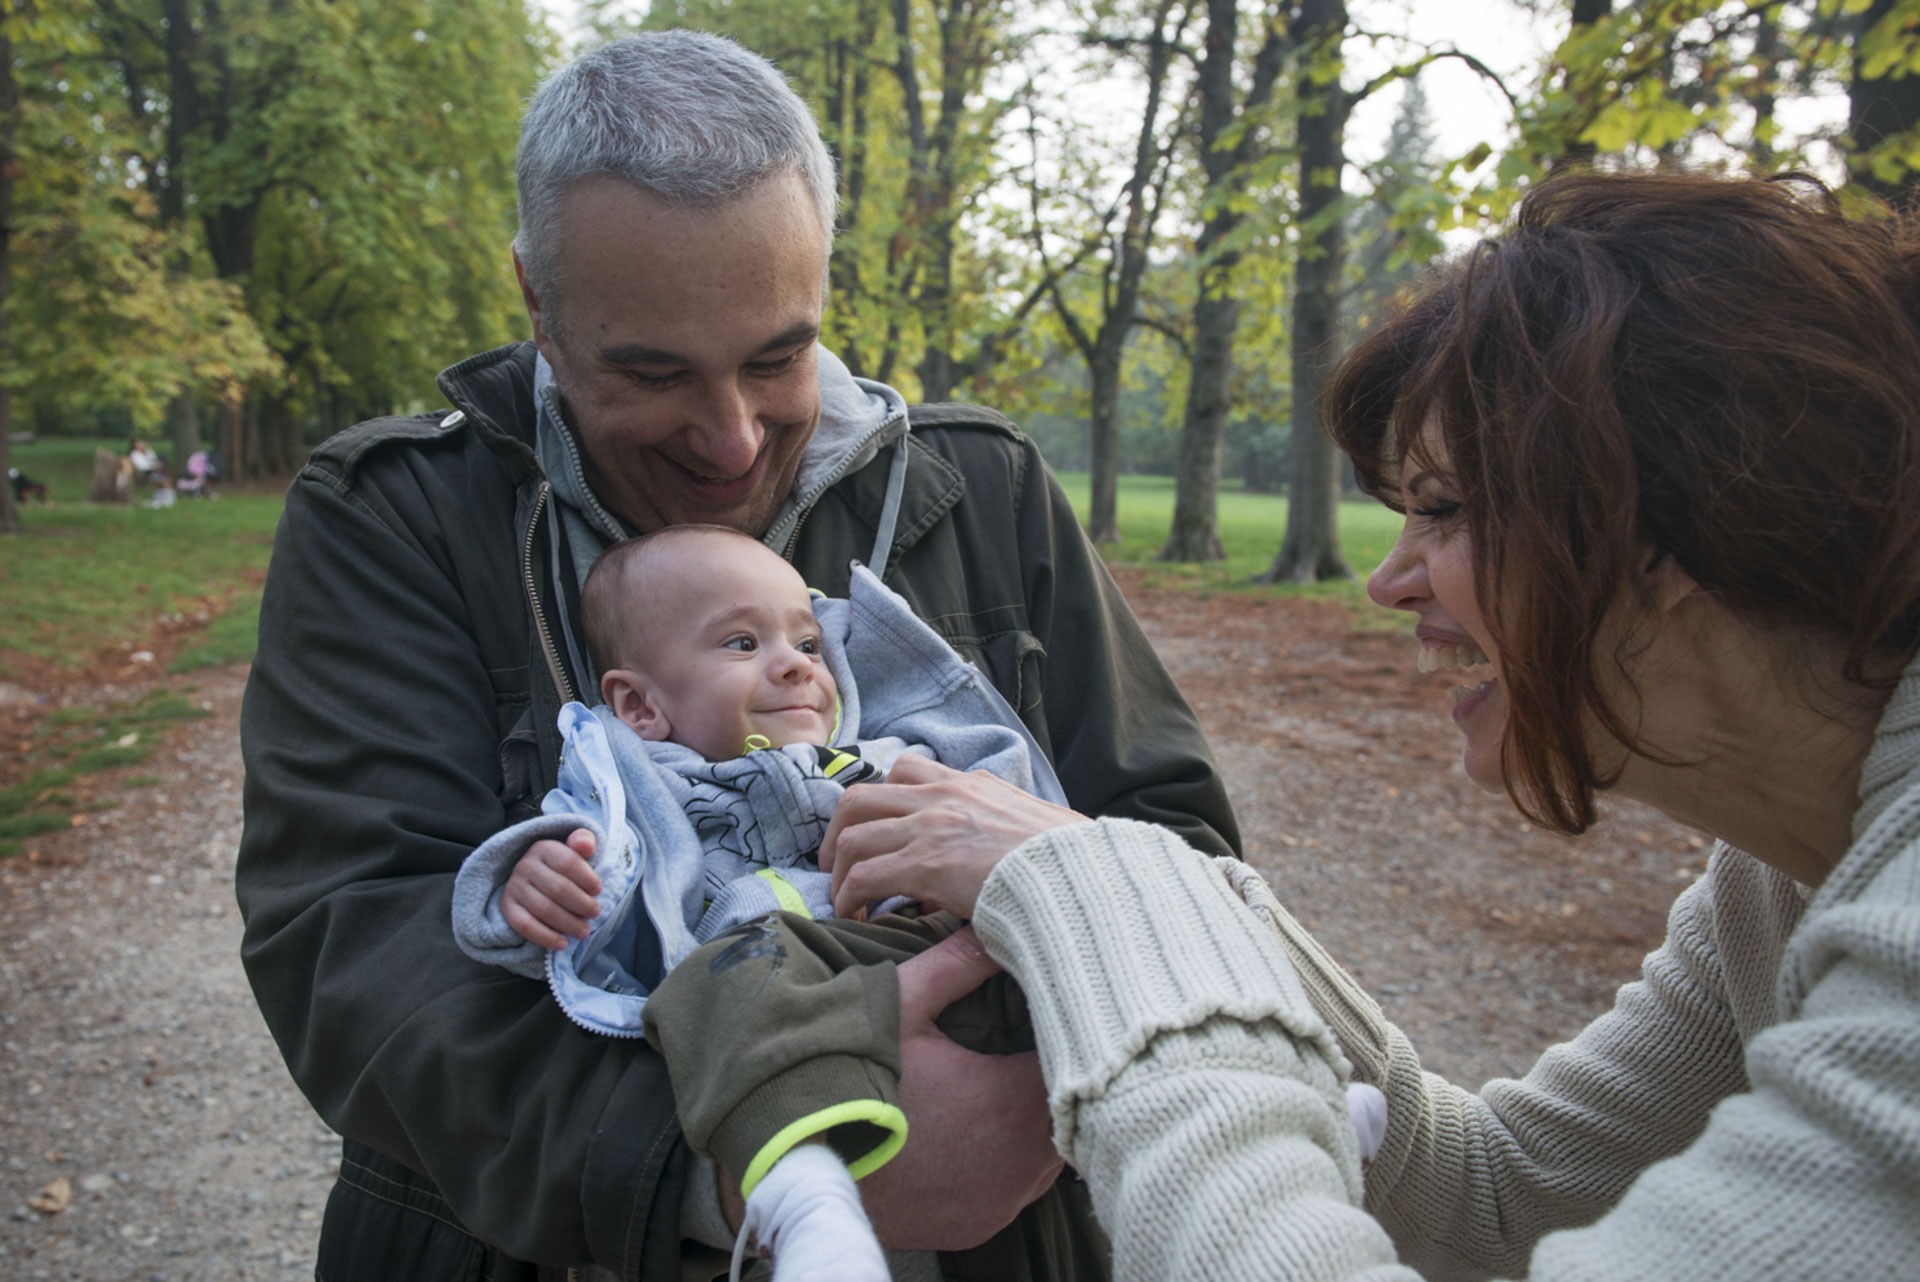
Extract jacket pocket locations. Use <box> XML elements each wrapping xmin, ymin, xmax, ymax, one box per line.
<box><xmin>496</xmin><ymin>700</ymin><xmax>542</xmax><ymax>821</ymax></box>
<box><xmin>972</xmin><ymin>628</ymin><xmax>1048</xmax><ymax>719</ymax></box>
<box><xmin>317</xmin><ymin>1141</ymin><xmax>511</xmax><ymax>1282</ymax></box>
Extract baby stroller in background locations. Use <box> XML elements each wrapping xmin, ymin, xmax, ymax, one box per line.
<box><xmin>176</xmin><ymin>450</ymin><xmax>219</xmax><ymax>499</ymax></box>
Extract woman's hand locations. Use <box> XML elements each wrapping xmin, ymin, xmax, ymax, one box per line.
<box><xmin>820</xmin><ymin>754</ymin><xmax>1088</xmax><ymax>919</ymax></box>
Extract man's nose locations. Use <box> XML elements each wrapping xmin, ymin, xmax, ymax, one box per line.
<box><xmin>685</xmin><ymin>382</ymin><xmax>763</xmax><ymax>478</ymax></box>
<box><xmin>1366</xmin><ymin>531</ymin><xmax>1425</xmax><ymax>611</ymax></box>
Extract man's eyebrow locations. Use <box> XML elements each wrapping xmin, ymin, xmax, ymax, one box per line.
<box><xmin>599</xmin><ymin>341</ymin><xmax>684</xmax><ymax>368</ymax></box>
<box><xmin>598</xmin><ymin>325</ymin><xmax>819</xmax><ymax>370</ymax></box>
<box><xmin>751</xmin><ymin>323</ymin><xmax>820</xmax><ymax>358</ymax></box>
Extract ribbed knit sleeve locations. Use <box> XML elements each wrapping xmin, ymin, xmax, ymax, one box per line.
<box><xmin>973</xmin><ymin>819</ymin><xmax>1355</xmax><ymax>1160</ymax></box>
<box><xmin>973</xmin><ymin>813</ymin><xmax>1920</xmax><ymax>1282</ymax></box>
<box><xmin>974</xmin><ymin>819</ymin><xmax>1403</xmax><ymax>1281</ymax></box>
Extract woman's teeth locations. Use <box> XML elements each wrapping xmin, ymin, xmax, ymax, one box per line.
<box><xmin>1450</xmin><ymin>680</ymin><xmax>1492</xmax><ymax>703</ymax></box>
<box><xmin>1417</xmin><ymin>642</ymin><xmax>1489</xmax><ymax>674</ymax></box>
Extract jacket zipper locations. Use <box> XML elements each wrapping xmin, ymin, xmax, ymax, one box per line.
<box><xmin>780</xmin><ymin>418</ymin><xmax>908</xmax><ymax>560</ymax></box>
<box><xmin>522</xmin><ymin>481</ymin><xmax>578</xmax><ymax>706</ymax></box>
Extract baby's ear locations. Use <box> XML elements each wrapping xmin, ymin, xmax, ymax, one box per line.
<box><xmin>603</xmin><ymin>669</ymin><xmax>672</xmax><ymax>742</ymax></box>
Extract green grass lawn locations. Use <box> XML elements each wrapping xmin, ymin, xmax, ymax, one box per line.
<box><xmin>1051</xmin><ymin>471</ymin><xmax>1403</xmax><ymax>608</ymax></box>
<box><xmin>2</xmin><ymin>437</ymin><xmax>282</xmax><ymax>675</ymax></box>
<box><xmin>0</xmin><ymin>442</ymin><xmax>1401</xmax><ymax>678</ymax></box>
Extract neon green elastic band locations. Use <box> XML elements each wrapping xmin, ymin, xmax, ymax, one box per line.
<box><xmin>821</xmin><ymin>749</ymin><xmax>859</xmax><ymax>779</ymax></box>
<box><xmin>738</xmin><ymin>1099</ymin><xmax>910</xmax><ymax>1199</ymax></box>
<box><xmin>754</xmin><ymin>868</ymin><xmax>811</xmax><ymax>918</ymax></box>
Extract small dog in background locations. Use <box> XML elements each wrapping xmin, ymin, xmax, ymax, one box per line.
<box><xmin>9</xmin><ymin>467</ymin><xmax>49</xmax><ymax>504</ymax></box>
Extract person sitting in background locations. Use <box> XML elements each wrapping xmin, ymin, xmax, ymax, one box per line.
<box><xmin>820</xmin><ymin>170</ymin><xmax>1920</xmax><ymax>1280</ymax></box>
<box><xmin>126</xmin><ymin>437</ymin><xmax>161</xmax><ymax>482</ymax></box>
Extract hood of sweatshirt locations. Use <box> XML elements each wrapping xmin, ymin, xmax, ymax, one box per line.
<box><xmin>532</xmin><ymin>344</ymin><xmax>910</xmax><ymax>594</ymax></box>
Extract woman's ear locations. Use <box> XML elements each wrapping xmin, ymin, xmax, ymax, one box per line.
<box><xmin>1646</xmin><ymin>554</ymin><xmax>1703</xmax><ymax>617</ymax></box>
<box><xmin>603</xmin><ymin>669</ymin><xmax>672</xmax><ymax>742</ymax></box>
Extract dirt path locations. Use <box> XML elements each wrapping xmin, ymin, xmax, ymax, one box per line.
<box><xmin>0</xmin><ymin>581</ymin><xmax>1705</xmax><ymax>1278</ymax></box>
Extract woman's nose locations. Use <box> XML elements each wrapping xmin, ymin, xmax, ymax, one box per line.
<box><xmin>1367</xmin><ymin>528</ymin><xmax>1426</xmax><ymax>611</ymax></box>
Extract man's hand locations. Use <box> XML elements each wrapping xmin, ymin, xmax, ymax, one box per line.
<box><xmin>857</xmin><ymin>926</ymin><xmax>1064</xmax><ymax>1250</ymax></box>
<box><xmin>500</xmin><ymin>828</ymin><xmax>602</xmax><ymax>950</ymax></box>
<box><xmin>820</xmin><ymin>755</ymin><xmax>1087</xmax><ymax>919</ymax></box>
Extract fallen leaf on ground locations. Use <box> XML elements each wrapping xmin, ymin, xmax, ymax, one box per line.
<box><xmin>29</xmin><ymin>1177</ymin><xmax>71</xmax><ymax>1214</ymax></box>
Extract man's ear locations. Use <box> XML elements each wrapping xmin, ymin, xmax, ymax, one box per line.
<box><xmin>511</xmin><ymin>244</ymin><xmax>558</xmax><ymax>365</ymax></box>
<box><xmin>603</xmin><ymin>669</ymin><xmax>672</xmax><ymax>742</ymax></box>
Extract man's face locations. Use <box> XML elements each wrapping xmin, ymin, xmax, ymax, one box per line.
<box><xmin>519</xmin><ymin>172</ymin><xmax>828</xmax><ymax>536</ymax></box>
<box><xmin>617</xmin><ymin>536</ymin><xmax>839</xmax><ymax>760</ymax></box>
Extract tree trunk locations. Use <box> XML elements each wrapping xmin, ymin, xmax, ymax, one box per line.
<box><xmin>1086</xmin><ymin>348</ymin><xmax>1123</xmax><ymax>543</ymax></box>
<box><xmin>261</xmin><ymin>393</ymin><xmax>300</xmax><ymax>476</ymax></box>
<box><xmin>1160</xmin><ymin>286</ymin><xmax>1233</xmax><ymax>562</ymax></box>
<box><xmin>0</xmin><ymin>10</ymin><xmax>16</xmax><ymax>535</ymax></box>
<box><xmin>1048</xmin><ymin>0</ymin><xmax>1182</xmax><ymax>548</ymax></box>
<box><xmin>1751</xmin><ymin>13</ymin><xmax>1779</xmax><ymax>168</ymax></box>
<box><xmin>168</xmin><ymin>389</ymin><xmax>201</xmax><ymax>470</ymax></box>
<box><xmin>1158</xmin><ymin>0</ymin><xmax>1243</xmax><ymax>564</ymax></box>
<box><xmin>1849</xmin><ymin>0</ymin><xmax>1920</xmax><ymax>209</ymax></box>
<box><xmin>1260</xmin><ymin>0</ymin><xmax>1353</xmax><ymax>585</ymax></box>
<box><xmin>217</xmin><ymin>398</ymin><xmax>243</xmax><ymax>484</ymax></box>
<box><xmin>89</xmin><ymin>449</ymin><xmax>132</xmax><ymax>504</ymax></box>
<box><xmin>242</xmin><ymin>394</ymin><xmax>262</xmax><ymax>480</ymax></box>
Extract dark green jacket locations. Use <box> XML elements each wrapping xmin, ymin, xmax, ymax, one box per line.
<box><xmin>237</xmin><ymin>341</ymin><xmax>1240</xmax><ymax>1279</ymax></box>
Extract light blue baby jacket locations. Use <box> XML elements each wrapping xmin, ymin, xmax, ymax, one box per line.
<box><xmin>450</xmin><ymin>564</ymin><xmax>1066</xmax><ymax>1037</ymax></box>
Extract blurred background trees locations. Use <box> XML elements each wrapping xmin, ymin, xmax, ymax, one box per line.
<box><xmin>2</xmin><ymin>0</ymin><xmax>1915</xmax><ymax>553</ymax></box>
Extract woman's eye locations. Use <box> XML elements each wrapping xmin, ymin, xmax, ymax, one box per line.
<box><xmin>1411</xmin><ymin>500</ymin><xmax>1462</xmax><ymax>523</ymax></box>
<box><xmin>723</xmin><ymin>635</ymin><xmax>757</xmax><ymax>653</ymax></box>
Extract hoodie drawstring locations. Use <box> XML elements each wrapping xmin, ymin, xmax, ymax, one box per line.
<box><xmin>866</xmin><ymin>433</ymin><xmax>911</xmax><ymax>582</ymax></box>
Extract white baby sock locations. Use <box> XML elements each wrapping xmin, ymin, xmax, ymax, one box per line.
<box><xmin>729</xmin><ymin>1143</ymin><xmax>891</xmax><ymax>1282</ymax></box>
<box><xmin>1347</xmin><ymin>1081</ymin><xmax>1388</xmax><ymax>1162</ymax></box>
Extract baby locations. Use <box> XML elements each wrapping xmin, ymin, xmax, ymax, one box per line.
<box><xmin>454</xmin><ymin>524</ymin><xmax>1065</xmax><ymax>1281</ymax></box>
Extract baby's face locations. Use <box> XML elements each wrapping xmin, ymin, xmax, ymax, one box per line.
<box><xmin>636</xmin><ymin>548</ymin><xmax>837</xmax><ymax>759</ymax></box>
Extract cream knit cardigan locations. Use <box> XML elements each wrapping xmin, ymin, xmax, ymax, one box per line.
<box><xmin>972</xmin><ymin>656</ymin><xmax>1920</xmax><ymax>1281</ymax></box>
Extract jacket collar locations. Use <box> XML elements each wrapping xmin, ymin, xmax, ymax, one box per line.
<box><xmin>436</xmin><ymin>341</ymin><xmax>916</xmax><ymax>567</ymax></box>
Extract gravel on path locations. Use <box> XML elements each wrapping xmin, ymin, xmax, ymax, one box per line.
<box><xmin>1</xmin><ymin>666</ymin><xmax>329</xmax><ymax>1282</ymax></box>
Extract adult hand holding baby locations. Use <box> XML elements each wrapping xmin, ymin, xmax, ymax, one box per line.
<box><xmin>821</xmin><ymin>754</ymin><xmax>1088</xmax><ymax>920</ymax></box>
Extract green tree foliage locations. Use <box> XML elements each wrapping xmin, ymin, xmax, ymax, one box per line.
<box><xmin>1475</xmin><ymin>0</ymin><xmax>1920</xmax><ymax>212</ymax></box>
<box><xmin>6</xmin><ymin>0</ymin><xmax>544</xmax><ymax>477</ymax></box>
<box><xmin>637</xmin><ymin>0</ymin><xmax>1035</xmax><ymax>401</ymax></box>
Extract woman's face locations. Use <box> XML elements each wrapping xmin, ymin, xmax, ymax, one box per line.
<box><xmin>1367</xmin><ymin>438</ymin><xmax>1504</xmax><ymax>791</ymax></box>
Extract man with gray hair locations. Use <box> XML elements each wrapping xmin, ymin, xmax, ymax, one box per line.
<box><xmin>238</xmin><ymin>29</ymin><xmax>1238</xmax><ymax>1281</ymax></box>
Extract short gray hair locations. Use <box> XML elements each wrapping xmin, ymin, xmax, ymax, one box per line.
<box><xmin>514</xmin><ymin>31</ymin><xmax>838</xmax><ymax>325</ymax></box>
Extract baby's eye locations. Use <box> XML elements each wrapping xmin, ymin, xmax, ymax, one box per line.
<box><xmin>797</xmin><ymin>637</ymin><xmax>820</xmax><ymax>656</ymax></box>
<box><xmin>723</xmin><ymin>635</ymin><xmax>757</xmax><ymax>653</ymax></box>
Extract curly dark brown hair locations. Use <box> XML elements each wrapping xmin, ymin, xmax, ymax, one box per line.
<box><xmin>1325</xmin><ymin>171</ymin><xmax>1920</xmax><ymax>834</ymax></box>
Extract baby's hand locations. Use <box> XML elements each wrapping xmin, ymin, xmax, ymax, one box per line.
<box><xmin>501</xmin><ymin>828</ymin><xmax>602</xmax><ymax>951</ymax></box>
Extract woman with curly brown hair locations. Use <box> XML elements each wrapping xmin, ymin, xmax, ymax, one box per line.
<box><xmin>822</xmin><ymin>171</ymin><xmax>1920</xmax><ymax>1280</ymax></box>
